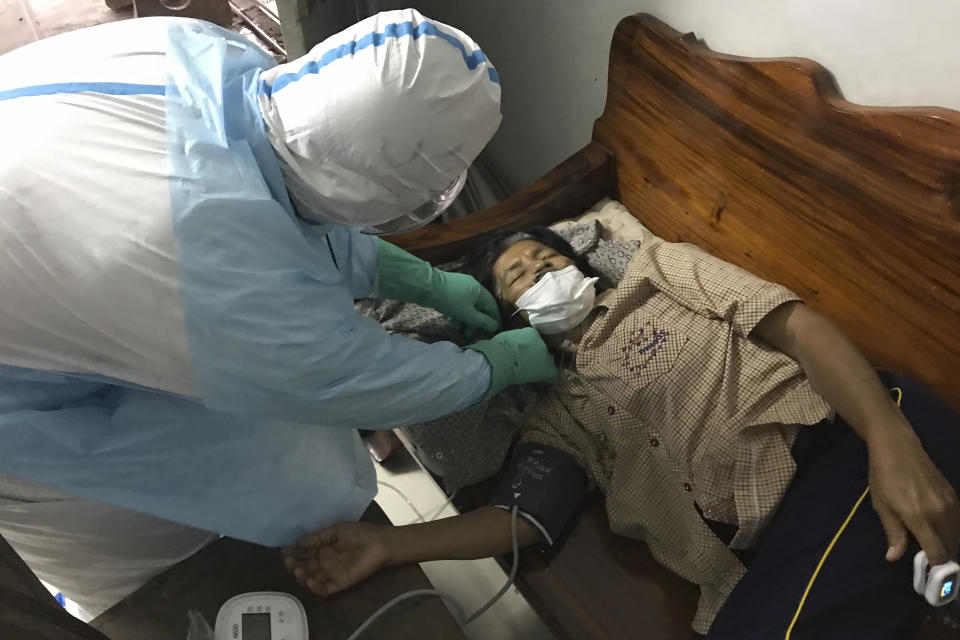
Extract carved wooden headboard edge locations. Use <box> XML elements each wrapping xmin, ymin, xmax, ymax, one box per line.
<box><xmin>593</xmin><ymin>13</ymin><xmax>960</xmax><ymax>408</ymax></box>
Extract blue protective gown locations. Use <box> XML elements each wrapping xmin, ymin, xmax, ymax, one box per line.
<box><xmin>0</xmin><ymin>17</ymin><xmax>491</xmax><ymax>545</ymax></box>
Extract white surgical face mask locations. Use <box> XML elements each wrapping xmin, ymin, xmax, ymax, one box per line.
<box><xmin>514</xmin><ymin>265</ymin><xmax>599</xmax><ymax>335</ymax></box>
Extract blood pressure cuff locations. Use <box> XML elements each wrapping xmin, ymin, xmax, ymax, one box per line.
<box><xmin>488</xmin><ymin>442</ymin><xmax>588</xmax><ymax>548</ymax></box>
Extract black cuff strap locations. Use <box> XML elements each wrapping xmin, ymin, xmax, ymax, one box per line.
<box><xmin>488</xmin><ymin>442</ymin><xmax>588</xmax><ymax>548</ymax></box>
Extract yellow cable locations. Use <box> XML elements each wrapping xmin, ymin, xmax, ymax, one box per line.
<box><xmin>783</xmin><ymin>487</ymin><xmax>870</xmax><ymax>639</ymax></box>
<box><xmin>783</xmin><ymin>387</ymin><xmax>903</xmax><ymax>639</ymax></box>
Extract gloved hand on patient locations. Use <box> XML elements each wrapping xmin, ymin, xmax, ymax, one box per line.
<box><xmin>374</xmin><ymin>239</ymin><xmax>500</xmax><ymax>338</ymax></box>
<box><xmin>375</xmin><ymin>239</ymin><xmax>558</xmax><ymax>393</ymax></box>
<box><xmin>466</xmin><ymin>328</ymin><xmax>558</xmax><ymax>401</ymax></box>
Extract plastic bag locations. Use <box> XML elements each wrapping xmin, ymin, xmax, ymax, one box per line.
<box><xmin>185</xmin><ymin>610</ymin><xmax>214</xmax><ymax>640</ymax></box>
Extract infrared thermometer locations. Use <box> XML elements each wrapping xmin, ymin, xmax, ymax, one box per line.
<box><xmin>913</xmin><ymin>551</ymin><xmax>960</xmax><ymax>607</ymax></box>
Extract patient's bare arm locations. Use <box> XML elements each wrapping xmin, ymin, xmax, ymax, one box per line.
<box><xmin>283</xmin><ymin>507</ymin><xmax>542</xmax><ymax>596</ymax></box>
<box><xmin>754</xmin><ymin>301</ymin><xmax>959</xmax><ymax>565</ymax></box>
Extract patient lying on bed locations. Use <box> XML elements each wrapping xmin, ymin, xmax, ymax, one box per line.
<box><xmin>284</xmin><ymin>225</ymin><xmax>960</xmax><ymax>638</ymax></box>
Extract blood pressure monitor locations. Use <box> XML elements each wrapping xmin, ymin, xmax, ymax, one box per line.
<box><xmin>214</xmin><ymin>592</ymin><xmax>308</xmax><ymax>640</ymax></box>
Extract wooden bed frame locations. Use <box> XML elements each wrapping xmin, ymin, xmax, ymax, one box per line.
<box><xmin>392</xmin><ymin>14</ymin><xmax>960</xmax><ymax>640</ymax></box>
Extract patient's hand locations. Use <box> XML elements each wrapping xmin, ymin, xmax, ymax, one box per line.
<box><xmin>283</xmin><ymin>507</ymin><xmax>542</xmax><ymax>596</ymax></box>
<box><xmin>283</xmin><ymin>521</ymin><xmax>393</xmax><ymax>596</ymax></box>
<box><xmin>868</xmin><ymin>423</ymin><xmax>960</xmax><ymax>565</ymax></box>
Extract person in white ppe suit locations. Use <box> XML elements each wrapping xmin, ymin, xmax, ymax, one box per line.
<box><xmin>0</xmin><ymin>9</ymin><xmax>556</xmax><ymax>618</ymax></box>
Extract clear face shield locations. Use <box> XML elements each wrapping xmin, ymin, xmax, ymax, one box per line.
<box><xmin>361</xmin><ymin>170</ymin><xmax>468</xmax><ymax>236</ymax></box>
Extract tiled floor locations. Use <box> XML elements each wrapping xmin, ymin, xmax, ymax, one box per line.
<box><xmin>0</xmin><ymin>0</ymin><xmax>283</xmax><ymax>58</ymax></box>
<box><xmin>373</xmin><ymin>438</ymin><xmax>556</xmax><ymax>640</ymax></box>
<box><xmin>0</xmin><ymin>0</ymin><xmax>132</xmax><ymax>55</ymax></box>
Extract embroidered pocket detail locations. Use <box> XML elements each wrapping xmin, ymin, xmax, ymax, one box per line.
<box><xmin>594</xmin><ymin>313</ymin><xmax>687</xmax><ymax>409</ymax></box>
<box><xmin>617</xmin><ymin>321</ymin><xmax>673</xmax><ymax>374</ymax></box>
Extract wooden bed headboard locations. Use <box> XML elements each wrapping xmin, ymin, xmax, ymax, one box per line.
<box><xmin>594</xmin><ymin>14</ymin><xmax>960</xmax><ymax>409</ymax></box>
<box><xmin>396</xmin><ymin>13</ymin><xmax>960</xmax><ymax>409</ymax></box>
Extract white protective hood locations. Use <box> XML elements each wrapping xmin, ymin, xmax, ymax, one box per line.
<box><xmin>257</xmin><ymin>9</ymin><xmax>502</xmax><ymax>227</ymax></box>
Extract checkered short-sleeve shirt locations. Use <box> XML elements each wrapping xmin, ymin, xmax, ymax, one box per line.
<box><xmin>522</xmin><ymin>232</ymin><xmax>833</xmax><ymax>634</ymax></box>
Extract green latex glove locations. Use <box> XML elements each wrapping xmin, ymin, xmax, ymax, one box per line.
<box><xmin>375</xmin><ymin>240</ymin><xmax>501</xmax><ymax>337</ymax></box>
<box><xmin>466</xmin><ymin>328</ymin><xmax>559</xmax><ymax>402</ymax></box>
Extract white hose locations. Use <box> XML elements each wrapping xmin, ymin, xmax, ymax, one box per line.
<box><xmin>345</xmin><ymin>506</ymin><xmax>521</xmax><ymax>638</ymax></box>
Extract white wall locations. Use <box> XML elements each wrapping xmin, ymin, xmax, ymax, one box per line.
<box><xmin>370</xmin><ymin>0</ymin><xmax>960</xmax><ymax>191</ymax></box>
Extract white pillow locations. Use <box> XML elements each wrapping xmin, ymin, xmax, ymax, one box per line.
<box><xmin>550</xmin><ymin>198</ymin><xmax>652</xmax><ymax>242</ymax></box>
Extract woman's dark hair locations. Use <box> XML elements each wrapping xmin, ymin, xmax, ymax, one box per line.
<box><xmin>458</xmin><ymin>225</ymin><xmax>602</xmax><ymax>325</ymax></box>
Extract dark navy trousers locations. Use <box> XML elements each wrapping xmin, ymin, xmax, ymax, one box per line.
<box><xmin>705</xmin><ymin>372</ymin><xmax>960</xmax><ymax>640</ymax></box>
